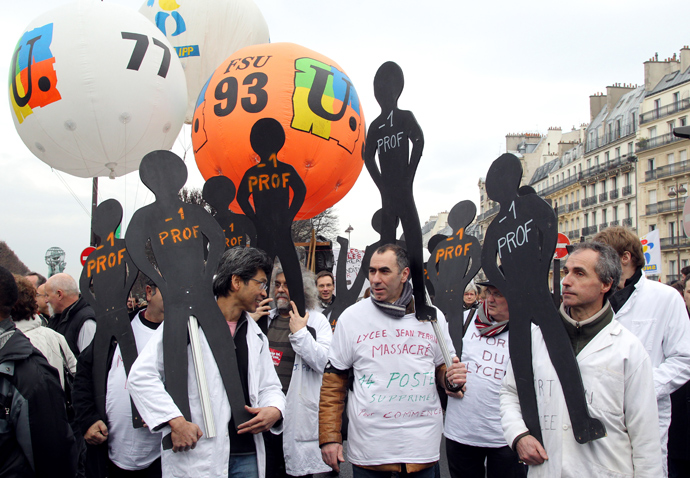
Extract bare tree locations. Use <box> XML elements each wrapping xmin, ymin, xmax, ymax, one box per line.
<box><xmin>291</xmin><ymin>208</ymin><xmax>340</xmax><ymax>243</ymax></box>
<box><xmin>178</xmin><ymin>187</ymin><xmax>215</xmax><ymax>215</ymax></box>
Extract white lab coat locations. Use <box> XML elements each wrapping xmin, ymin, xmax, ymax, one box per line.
<box><xmin>614</xmin><ymin>273</ymin><xmax>690</xmax><ymax>473</ymax></box>
<box><xmin>267</xmin><ymin>309</ymin><xmax>332</xmax><ymax>476</ymax></box>
<box><xmin>127</xmin><ymin>317</ymin><xmax>285</xmax><ymax>478</ymax></box>
<box><xmin>500</xmin><ymin>321</ymin><xmax>662</xmax><ymax>478</ymax></box>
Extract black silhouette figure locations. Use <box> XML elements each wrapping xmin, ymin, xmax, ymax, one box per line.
<box><xmin>324</xmin><ymin>209</ymin><xmax>394</xmax><ymax>329</ymax></box>
<box><xmin>427</xmin><ymin>201</ymin><xmax>481</xmax><ymax>353</ymax></box>
<box><xmin>481</xmin><ymin>153</ymin><xmax>605</xmax><ymax>445</ymax></box>
<box><xmin>125</xmin><ymin>150</ymin><xmax>251</xmax><ymax>430</ymax></box>
<box><xmin>425</xmin><ymin>233</ymin><xmax>447</xmax><ymax>300</ymax></box>
<box><xmin>364</xmin><ymin>61</ymin><xmax>434</xmax><ymax>321</ymax></box>
<box><xmin>203</xmin><ymin>175</ymin><xmax>257</xmax><ymax>249</ymax></box>
<box><xmin>237</xmin><ymin>118</ymin><xmax>307</xmax><ymax>315</ymax></box>
<box><xmin>79</xmin><ymin>199</ymin><xmax>142</xmax><ymax>427</ymax></box>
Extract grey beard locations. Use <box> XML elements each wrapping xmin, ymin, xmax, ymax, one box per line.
<box><xmin>276</xmin><ymin>297</ymin><xmax>290</xmax><ymax>314</ymax></box>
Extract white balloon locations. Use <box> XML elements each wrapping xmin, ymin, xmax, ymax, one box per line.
<box><xmin>139</xmin><ymin>0</ymin><xmax>269</xmax><ymax>123</ymax></box>
<box><xmin>9</xmin><ymin>0</ymin><xmax>187</xmax><ymax>178</ymax></box>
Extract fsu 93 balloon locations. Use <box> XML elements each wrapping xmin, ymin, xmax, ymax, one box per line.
<box><xmin>8</xmin><ymin>1</ymin><xmax>187</xmax><ymax>178</ymax></box>
<box><xmin>139</xmin><ymin>0</ymin><xmax>270</xmax><ymax>123</ymax></box>
<box><xmin>192</xmin><ymin>42</ymin><xmax>365</xmax><ymax>221</ymax></box>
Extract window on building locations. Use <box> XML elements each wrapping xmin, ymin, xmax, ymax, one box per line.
<box><xmin>649</xmin><ymin>224</ymin><xmax>656</xmax><ymax>231</ymax></box>
<box><xmin>668</xmin><ymin>120</ymin><xmax>676</xmax><ymax>134</ymax></box>
<box><xmin>584</xmin><ymin>214</ymin><xmax>589</xmax><ymax>227</ymax></box>
<box><xmin>613</xmin><ymin>207</ymin><xmax>619</xmax><ymax>221</ymax></box>
<box><xmin>669</xmin><ymin>221</ymin><xmax>676</xmax><ymax>238</ymax></box>
<box><xmin>631</xmin><ymin>112</ymin><xmax>637</xmax><ymax>131</ymax></box>
<box><xmin>611</xmin><ymin>176</ymin><xmax>617</xmax><ymax>190</ymax></box>
<box><xmin>592</xmin><ymin>211</ymin><xmax>597</xmax><ymax>225</ymax></box>
<box><xmin>674</xmin><ymin>92</ymin><xmax>681</xmax><ymax>105</ymax></box>
<box><xmin>628</xmin><ymin>142</ymin><xmax>634</xmax><ymax>155</ymax></box>
<box><xmin>595</xmin><ymin>155</ymin><xmax>600</xmax><ymax>166</ymax></box>
<box><xmin>602</xmin><ymin>209</ymin><xmax>607</xmax><ymax>223</ymax></box>
<box><xmin>649</xmin><ymin>126</ymin><xmax>657</xmax><ymax>138</ymax></box>
<box><xmin>604</xmin><ymin>152</ymin><xmax>609</xmax><ymax>163</ymax></box>
<box><xmin>571</xmin><ymin>219</ymin><xmax>574</xmax><ymax>231</ymax></box>
<box><xmin>648</xmin><ymin>158</ymin><xmax>656</xmax><ymax>171</ymax></box>
<box><xmin>649</xmin><ymin>189</ymin><xmax>657</xmax><ymax>203</ymax></box>
<box><xmin>681</xmin><ymin>150</ymin><xmax>687</xmax><ymax>162</ymax></box>
<box><xmin>683</xmin><ymin>259</ymin><xmax>689</xmax><ymax>268</ymax></box>
<box><xmin>671</xmin><ymin>260</ymin><xmax>677</xmax><ymax>275</ymax></box>
<box><xmin>626</xmin><ymin>203</ymin><xmax>631</xmax><ymax>218</ymax></box>
<box><xmin>615</xmin><ymin>147</ymin><xmax>620</xmax><ymax>159</ymax></box>
<box><xmin>654</xmin><ymin>98</ymin><xmax>661</xmax><ymax>111</ymax></box>
<box><xmin>681</xmin><ymin>117</ymin><xmax>687</xmax><ymax>127</ymax></box>
<box><xmin>601</xmin><ymin>180</ymin><xmax>607</xmax><ymax>193</ymax></box>
<box><xmin>587</xmin><ymin>159</ymin><xmax>592</xmax><ymax>169</ymax></box>
<box><xmin>668</xmin><ymin>153</ymin><xmax>675</xmax><ymax>165</ymax></box>
<box><xmin>576</xmin><ymin>217</ymin><xmax>580</xmax><ymax>228</ymax></box>
<box><xmin>616</xmin><ymin>119</ymin><xmax>621</xmax><ymax>137</ymax></box>
<box><xmin>625</xmin><ymin>172</ymin><xmax>631</xmax><ymax>186</ymax></box>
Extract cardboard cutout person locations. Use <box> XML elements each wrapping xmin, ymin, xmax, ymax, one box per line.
<box><xmin>202</xmin><ymin>175</ymin><xmax>257</xmax><ymax>249</ymax></box>
<box><xmin>237</xmin><ymin>118</ymin><xmax>307</xmax><ymax>315</ymax></box>
<box><xmin>364</xmin><ymin>61</ymin><xmax>434</xmax><ymax>321</ymax></box>
<box><xmin>125</xmin><ymin>150</ymin><xmax>251</xmax><ymax>428</ymax></box>
<box><xmin>324</xmin><ymin>210</ymin><xmax>394</xmax><ymax>329</ymax></box>
<box><xmin>427</xmin><ymin>200</ymin><xmax>481</xmax><ymax>352</ymax></box>
<box><xmin>481</xmin><ymin>153</ymin><xmax>605</xmax><ymax>445</ymax></box>
<box><xmin>79</xmin><ymin>199</ymin><xmax>141</xmax><ymax>427</ymax></box>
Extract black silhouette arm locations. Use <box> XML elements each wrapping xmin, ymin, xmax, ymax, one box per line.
<box><xmin>364</xmin><ymin>123</ymin><xmax>383</xmax><ymax>185</ymax></box>
<box><xmin>287</xmin><ymin>166</ymin><xmax>307</xmax><ymax>220</ymax></box>
<box><xmin>197</xmin><ymin>209</ymin><xmax>226</xmax><ymax>281</ymax></box>
<box><xmin>406</xmin><ymin>112</ymin><xmax>424</xmax><ymax>174</ymax></box>
<box><xmin>236</xmin><ymin>175</ymin><xmax>257</xmax><ymax>221</ymax></box>
<box><xmin>125</xmin><ymin>217</ymin><xmax>167</xmax><ymax>290</ymax></box>
<box><xmin>79</xmin><ymin>266</ymin><xmax>97</xmax><ymax>310</ymax></box>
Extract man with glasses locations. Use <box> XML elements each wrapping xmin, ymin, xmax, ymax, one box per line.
<box><xmin>253</xmin><ymin>266</ymin><xmax>332</xmax><ymax>477</ymax></box>
<box><xmin>128</xmin><ymin>248</ymin><xmax>285</xmax><ymax>478</ymax></box>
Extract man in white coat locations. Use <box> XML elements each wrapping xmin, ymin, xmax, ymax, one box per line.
<box><xmin>594</xmin><ymin>226</ymin><xmax>690</xmax><ymax>476</ymax></box>
<box><xmin>254</xmin><ymin>266</ymin><xmax>332</xmax><ymax>477</ymax></box>
<box><xmin>128</xmin><ymin>247</ymin><xmax>286</xmax><ymax>478</ymax></box>
<box><xmin>500</xmin><ymin>242</ymin><xmax>662</xmax><ymax>477</ymax></box>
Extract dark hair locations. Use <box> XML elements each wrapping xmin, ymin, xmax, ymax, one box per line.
<box><xmin>670</xmin><ymin>280</ymin><xmax>685</xmax><ymax>295</ymax></box>
<box><xmin>0</xmin><ymin>267</ymin><xmax>19</xmax><ymax>319</ymax></box>
<box><xmin>315</xmin><ymin>270</ymin><xmax>334</xmax><ymax>283</ymax></box>
<box><xmin>374</xmin><ymin>244</ymin><xmax>409</xmax><ymax>273</ymax></box>
<box><xmin>569</xmin><ymin>242</ymin><xmax>622</xmax><ymax>300</ymax></box>
<box><xmin>26</xmin><ymin>272</ymin><xmax>47</xmax><ymax>287</ymax></box>
<box><xmin>592</xmin><ymin>226</ymin><xmax>645</xmax><ymax>269</ymax></box>
<box><xmin>682</xmin><ymin>266</ymin><xmax>690</xmax><ymax>277</ymax></box>
<box><xmin>213</xmin><ymin>247</ymin><xmax>273</xmax><ymax>297</ymax></box>
<box><xmin>11</xmin><ymin>275</ymin><xmax>37</xmax><ymax>321</ymax></box>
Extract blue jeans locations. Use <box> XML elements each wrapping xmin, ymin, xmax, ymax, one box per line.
<box><xmin>228</xmin><ymin>454</ymin><xmax>258</xmax><ymax>478</ymax></box>
<box><xmin>352</xmin><ymin>464</ymin><xmax>436</xmax><ymax>478</ymax></box>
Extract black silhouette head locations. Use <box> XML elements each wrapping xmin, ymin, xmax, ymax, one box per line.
<box><xmin>139</xmin><ymin>150</ymin><xmax>187</xmax><ymax>199</ymax></box>
<box><xmin>373</xmin><ymin>61</ymin><xmax>404</xmax><ymax>110</ymax></box>
<box><xmin>448</xmin><ymin>200</ymin><xmax>477</xmax><ymax>231</ymax></box>
<box><xmin>203</xmin><ymin>176</ymin><xmax>236</xmax><ymax>212</ymax></box>
<box><xmin>486</xmin><ymin>153</ymin><xmax>522</xmax><ymax>204</ymax></box>
<box><xmin>250</xmin><ymin>118</ymin><xmax>285</xmax><ymax>162</ymax></box>
<box><xmin>427</xmin><ymin>233</ymin><xmax>446</xmax><ymax>254</ymax></box>
<box><xmin>93</xmin><ymin>199</ymin><xmax>123</xmax><ymax>239</ymax></box>
<box><xmin>371</xmin><ymin>208</ymin><xmax>400</xmax><ymax>234</ymax></box>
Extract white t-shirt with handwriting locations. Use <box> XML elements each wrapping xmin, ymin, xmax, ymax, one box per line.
<box><xmin>444</xmin><ymin>318</ymin><xmax>510</xmax><ymax>447</ymax></box>
<box><xmin>328</xmin><ymin>298</ymin><xmax>448</xmax><ymax>466</ymax></box>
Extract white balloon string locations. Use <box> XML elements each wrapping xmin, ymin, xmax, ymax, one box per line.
<box><xmin>52</xmin><ymin>169</ymin><xmax>90</xmax><ymax>217</ymax></box>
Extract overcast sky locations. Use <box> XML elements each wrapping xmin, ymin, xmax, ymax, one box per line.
<box><xmin>3</xmin><ymin>0</ymin><xmax>689</xmax><ymax>279</ymax></box>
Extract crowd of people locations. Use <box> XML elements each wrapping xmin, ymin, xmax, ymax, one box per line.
<box><xmin>1</xmin><ymin>226</ymin><xmax>689</xmax><ymax>478</ymax></box>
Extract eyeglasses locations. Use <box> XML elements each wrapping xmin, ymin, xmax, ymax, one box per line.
<box><xmin>248</xmin><ymin>278</ymin><xmax>268</xmax><ymax>291</ymax></box>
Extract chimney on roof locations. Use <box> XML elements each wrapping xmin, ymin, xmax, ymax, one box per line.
<box><xmin>590</xmin><ymin>93</ymin><xmax>607</xmax><ymax>122</ymax></box>
<box><xmin>606</xmin><ymin>84</ymin><xmax>634</xmax><ymax>114</ymax></box>
<box><xmin>681</xmin><ymin>46</ymin><xmax>690</xmax><ymax>73</ymax></box>
<box><xmin>644</xmin><ymin>56</ymin><xmax>681</xmax><ymax>92</ymax></box>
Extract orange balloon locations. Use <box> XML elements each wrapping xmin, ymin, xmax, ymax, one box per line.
<box><xmin>192</xmin><ymin>42</ymin><xmax>365</xmax><ymax>221</ymax></box>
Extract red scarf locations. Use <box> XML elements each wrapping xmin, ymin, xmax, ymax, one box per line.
<box><xmin>474</xmin><ymin>301</ymin><xmax>509</xmax><ymax>336</ymax></box>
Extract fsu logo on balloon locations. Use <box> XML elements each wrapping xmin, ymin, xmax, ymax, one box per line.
<box><xmin>9</xmin><ymin>23</ymin><xmax>62</xmax><ymax>124</ymax></box>
<box><xmin>192</xmin><ymin>43</ymin><xmax>365</xmax><ymax>220</ymax></box>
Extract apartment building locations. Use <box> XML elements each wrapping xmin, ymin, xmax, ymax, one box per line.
<box><xmin>636</xmin><ymin>49</ymin><xmax>690</xmax><ymax>282</ymax></box>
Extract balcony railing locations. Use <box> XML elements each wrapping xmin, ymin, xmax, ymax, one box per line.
<box><xmin>609</xmin><ymin>189</ymin><xmax>619</xmax><ymax>200</ymax></box>
<box><xmin>582</xmin><ymin>225</ymin><xmax>598</xmax><ymax>236</ymax></box>
<box><xmin>599</xmin><ymin>222</ymin><xmax>609</xmax><ymax>230</ymax></box>
<box><xmin>645</xmin><ymin>197</ymin><xmax>687</xmax><ymax>216</ymax></box>
<box><xmin>640</xmin><ymin>99</ymin><xmax>690</xmax><ymax>124</ymax></box>
<box><xmin>667</xmin><ymin>274</ymin><xmax>682</xmax><ymax>284</ymax></box>
<box><xmin>585</xmin><ymin>123</ymin><xmax>637</xmax><ymax>153</ymax></box>
<box><xmin>622</xmin><ymin>218</ymin><xmax>633</xmax><ymax>227</ymax></box>
<box><xmin>660</xmin><ymin>236</ymin><xmax>690</xmax><ymax>249</ymax></box>
<box><xmin>580</xmin><ymin>156</ymin><xmax>630</xmax><ymax>180</ymax></box>
<box><xmin>622</xmin><ymin>185</ymin><xmax>633</xmax><ymax>196</ymax></box>
<box><xmin>599</xmin><ymin>192</ymin><xmax>608</xmax><ymax>202</ymax></box>
<box><xmin>636</xmin><ymin>132</ymin><xmax>684</xmax><ymax>153</ymax></box>
<box><xmin>567</xmin><ymin>229</ymin><xmax>580</xmax><ymax>240</ymax></box>
<box><xmin>645</xmin><ymin>159</ymin><xmax>690</xmax><ymax>182</ymax></box>
<box><xmin>567</xmin><ymin>201</ymin><xmax>581</xmax><ymax>212</ymax></box>
<box><xmin>477</xmin><ymin>204</ymin><xmax>500</xmax><ymax>222</ymax></box>
<box><xmin>555</xmin><ymin>205</ymin><xmax>566</xmax><ymax>215</ymax></box>
<box><xmin>609</xmin><ymin>220</ymin><xmax>620</xmax><ymax>226</ymax></box>
<box><xmin>582</xmin><ymin>196</ymin><xmax>598</xmax><ymax>207</ymax></box>
<box><xmin>538</xmin><ymin>175</ymin><xmax>580</xmax><ymax>198</ymax></box>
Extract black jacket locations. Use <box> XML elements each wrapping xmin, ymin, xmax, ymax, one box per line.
<box><xmin>49</xmin><ymin>296</ymin><xmax>95</xmax><ymax>357</ymax></box>
<box><xmin>0</xmin><ymin>318</ymin><xmax>77</xmax><ymax>478</ymax></box>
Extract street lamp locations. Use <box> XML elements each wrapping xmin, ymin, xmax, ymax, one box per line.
<box><xmin>345</xmin><ymin>224</ymin><xmax>353</xmax><ymax>244</ymax></box>
<box><xmin>667</xmin><ymin>181</ymin><xmax>687</xmax><ymax>279</ymax></box>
